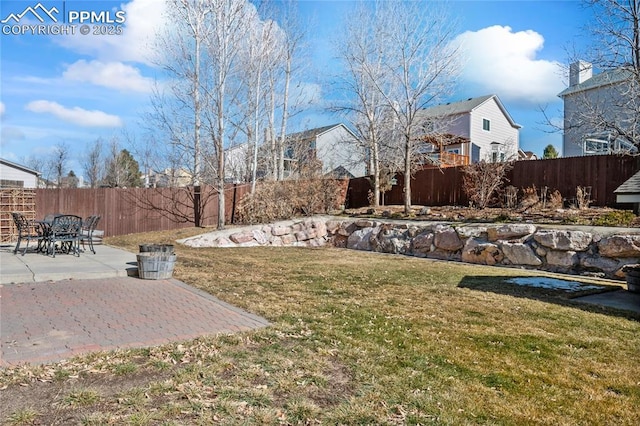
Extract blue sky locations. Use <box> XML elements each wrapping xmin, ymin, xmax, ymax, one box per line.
<box><xmin>0</xmin><ymin>0</ymin><xmax>594</xmax><ymax>177</ymax></box>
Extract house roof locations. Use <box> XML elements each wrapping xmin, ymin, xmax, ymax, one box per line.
<box><xmin>285</xmin><ymin>123</ymin><xmax>355</xmax><ymax>142</ymax></box>
<box><xmin>558</xmin><ymin>67</ymin><xmax>633</xmax><ymax>98</ymax></box>
<box><xmin>518</xmin><ymin>149</ymin><xmax>538</xmax><ymax>160</ymax></box>
<box><xmin>0</xmin><ymin>158</ymin><xmax>40</xmax><ymax>176</ymax></box>
<box><xmin>614</xmin><ymin>170</ymin><xmax>640</xmax><ymax>194</ymax></box>
<box><xmin>418</xmin><ymin>94</ymin><xmax>522</xmax><ymax>129</ymax></box>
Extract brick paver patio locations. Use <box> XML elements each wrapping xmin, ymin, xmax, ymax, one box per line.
<box><xmin>0</xmin><ymin>277</ymin><xmax>269</xmax><ymax>366</ymax></box>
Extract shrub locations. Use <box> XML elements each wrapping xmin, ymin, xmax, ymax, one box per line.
<box><xmin>519</xmin><ymin>185</ymin><xmax>539</xmax><ymax>210</ymax></box>
<box><xmin>462</xmin><ymin>161</ymin><xmax>513</xmax><ymax>209</ymax></box>
<box><xmin>576</xmin><ymin>186</ymin><xmax>593</xmax><ymax>210</ymax></box>
<box><xmin>548</xmin><ymin>190</ymin><xmax>563</xmax><ymax>209</ymax></box>
<box><xmin>592</xmin><ymin>210</ymin><xmax>636</xmax><ymax>227</ymax></box>
<box><xmin>236</xmin><ymin>178</ymin><xmax>347</xmax><ymax>224</ymax></box>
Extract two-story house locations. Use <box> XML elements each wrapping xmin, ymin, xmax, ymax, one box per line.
<box><xmin>558</xmin><ymin>60</ymin><xmax>638</xmax><ymax>157</ymax></box>
<box><xmin>283</xmin><ymin>123</ymin><xmax>365</xmax><ymax>178</ymax></box>
<box><xmin>416</xmin><ymin>94</ymin><xmax>521</xmax><ymax>167</ymax></box>
<box><xmin>225</xmin><ymin>123</ymin><xmax>366</xmax><ymax>182</ymax></box>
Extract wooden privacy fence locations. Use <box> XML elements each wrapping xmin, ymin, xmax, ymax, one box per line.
<box><xmin>33</xmin><ymin>184</ymin><xmax>250</xmax><ymax>238</ymax></box>
<box><xmin>347</xmin><ymin>155</ymin><xmax>639</xmax><ymax>209</ymax></box>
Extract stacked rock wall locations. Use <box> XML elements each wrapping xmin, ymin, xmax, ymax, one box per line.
<box><xmin>179</xmin><ymin>217</ymin><xmax>640</xmax><ymax>280</ymax></box>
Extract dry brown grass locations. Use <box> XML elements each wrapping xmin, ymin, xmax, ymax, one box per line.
<box><xmin>2</xmin><ymin>228</ymin><xmax>639</xmax><ymax>425</ymax></box>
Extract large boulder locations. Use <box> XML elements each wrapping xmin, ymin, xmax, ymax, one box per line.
<box><xmin>598</xmin><ymin>235</ymin><xmax>640</xmax><ymax>258</ymax></box>
<box><xmin>252</xmin><ymin>230</ymin><xmax>269</xmax><ymax>245</ymax></box>
<box><xmin>461</xmin><ymin>238</ymin><xmax>503</xmax><ymax>265</ymax></box>
<box><xmin>312</xmin><ymin>220</ymin><xmax>328</xmax><ymax>238</ymax></box>
<box><xmin>456</xmin><ymin>225</ymin><xmax>487</xmax><ymax>239</ymax></box>
<box><xmin>373</xmin><ymin>227</ymin><xmax>410</xmax><ymax>254</ymax></box>
<box><xmin>355</xmin><ymin>219</ymin><xmax>376</xmax><ymax>228</ymax></box>
<box><xmin>337</xmin><ymin>222</ymin><xmax>358</xmax><ymax>237</ymax></box>
<box><xmin>434</xmin><ymin>227</ymin><xmax>463</xmax><ymax>251</ymax></box>
<box><xmin>347</xmin><ymin>227</ymin><xmax>379</xmax><ymax>251</ymax></box>
<box><xmin>546</xmin><ymin>250</ymin><xmax>578</xmax><ymax>268</ymax></box>
<box><xmin>271</xmin><ymin>225</ymin><xmax>291</xmax><ymax>236</ymax></box>
<box><xmin>229</xmin><ymin>231</ymin><xmax>255</xmax><ymax>244</ymax></box>
<box><xmin>213</xmin><ymin>236</ymin><xmax>235</xmax><ymax>248</ymax></box>
<box><xmin>411</xmin><ymin>232</ymin><xmax>434</xmax><ymax>255</ymax></box>
<box><xmin>501</xmin><ymin>242</ymin><xmax>542</xmax><ymax>266</ymax></box>
<box><xmin>581</xmin><ymin>255</ymin><xmax>621</xmax><ymax>274</ymax></box>
<box><xmin>533</xmin><ymin>230</ymin><xmax>592</xmax><ymax>251</ymax></box>
<box><xmin>326</xmin><ymin>220</ymin><xmax>343</xmax><ymax>234</ymax></box>
<box><xmin>487</xmin><ymin>224</ymin><xmax>536</xmax><ymax>241</ymax></box>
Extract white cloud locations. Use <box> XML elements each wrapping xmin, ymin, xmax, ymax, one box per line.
<box><xmin>55</xmin><ymin>0</ymin><xmax>166</xmax><ymax>65</ymax></box>
<box><xmin>63</xmin><ymin>60</ymin><xmax>153</xmax><ymax>92</ymax></box>
<box><xmin>0</xmin><ymin>102</ymin><xmax>5</xmax><ymax>117</ymax></box>
<box><xmin>451</xmin><ymin>25</ymin><xmax>565</xmax><ymax>105</ymax></box>
<box><xmin>25</xmin><ymin>100</ymin><xmax>122</xmax><ymax>127</ymax></box>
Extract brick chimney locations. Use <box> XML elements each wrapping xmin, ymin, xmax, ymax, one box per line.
<box><xmin>569</xmin><ymin>60</ymin><xmax>593</xmax><ymax>86</ymax></box>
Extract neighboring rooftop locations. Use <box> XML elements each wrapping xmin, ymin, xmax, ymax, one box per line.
<box><xmin>418</xmin><ymin>94</ymin><xmax>521</xmax><ymax>129</ymax></box>
<box><xmin>0</xmin><ymin>158</ymin><xmax>40</xmax><ymax>176</ymax></box>
<box><xmin>285</xmin><ymin>123</ymin><xmax>352</xmax><ymax>142</ymax></box>
<box><xmin>558</xmin><ymin>66</ymin><xmax>633</xmax><ymax>98</ymax></box>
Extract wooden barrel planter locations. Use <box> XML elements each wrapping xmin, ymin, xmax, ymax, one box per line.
<box><xmin>137</xmin><ymin>252</ymin><xmax>177</xmax><ymax>280</ymax></box>
<box><xmin>623</xmin><ymin>265</ymin><xmax>640</xmax><ymax>294</ymax></box>
<box><xmin>139</xmin><ymin>244</ymin><xmax>174</xmax><ymax>254</ymax></box>
<box><xmin>137</xmin><ymin>244</ymin><xmax>176</xmax><ymax>279</ymax></box>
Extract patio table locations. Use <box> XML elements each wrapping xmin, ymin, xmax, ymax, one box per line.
<box><xmin>40</xmin><ymin>214</ymin><xmax>82</xmax><ymax>257</ymax></box>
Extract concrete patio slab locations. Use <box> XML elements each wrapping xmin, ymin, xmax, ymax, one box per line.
<box><xmin>0</xmin><ymin>244</ymin><xmax>137</xmax><ymax>284</ymax></box>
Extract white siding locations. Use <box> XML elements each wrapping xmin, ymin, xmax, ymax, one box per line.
<box><xmin>225</xmin><ymin>143</ymin><xmax>250</xmax><ymax>182</ymax></box>
<box><xmin>469</xmin><ymin>99</ymin><xmax>519</xmax><ymax>161</ymax></box>
<box><xmin>562</xmin><ymin>82</ymin><xmax>627</xmax><ymax>157</ymax></box>
<box><xmin>315</xmin><ymin>125</ymin><xmax>366</xmax><ymax>178</ymax></box>
<box><xmin>0</xmin><ymin>162</ymin><xmax>39</xmax><ymax>188</ymax></box>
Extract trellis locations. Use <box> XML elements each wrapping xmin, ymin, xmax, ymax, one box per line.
<box><xmin>0</xmin><ymin>189</ymin><xmax>36</xmax><ymax>243</ymax></box>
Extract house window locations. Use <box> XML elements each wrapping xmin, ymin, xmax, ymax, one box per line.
<box><xmin>482</xmin><ymin>119</ymin><xmax>490</xmax><ymax>131</ymax></box>
<box><xmin>490</xmin><ymin>142</ymin><xmax>504</xmax><ymax>163</ymax></box>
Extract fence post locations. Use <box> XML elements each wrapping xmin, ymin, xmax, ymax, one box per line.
<box><xmin>194</xmin><ymin>185</ymin><xmax>201</xmax><ymax>228</ymax></box>
<box><xmin>230</xmin><ymin>184</ymin><xmax>238</xmax><ymax>224</ymax></box>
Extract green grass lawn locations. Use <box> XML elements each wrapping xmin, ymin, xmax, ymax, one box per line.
<box><xmin>2</xmin><ymin>228</ymin><xmax>639</xmax><ymax>425</ymax></box>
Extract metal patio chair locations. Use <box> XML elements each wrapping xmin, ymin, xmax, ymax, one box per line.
<box><xmin>47</xmin><ymin>214</ymin><xmax>82</xmax><ymax>257</ymax></box>
<box><xmin>11</xmin><ymin>212</ymin><xmax>45</xmax><ymax>256</ymax></box>
<box><xmin>80</xmin><ymin>215</ymin><xmax>101</xmax><ymax>254</ymax></box>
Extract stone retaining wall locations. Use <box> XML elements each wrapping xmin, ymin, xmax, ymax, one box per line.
<box><xmin>179</xmin><ymin>217</ymin><xmax>640</xmax><ymax>280</ymax></box>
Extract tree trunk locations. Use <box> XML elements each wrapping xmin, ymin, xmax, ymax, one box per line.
<box><xmin>403</xmin><ymin>134</ymin><xmax>411</xmax><ymax>214</ymax></box>
<box><xmin>277</xmin><ymin>52</ymin><xmax>292</xmax><ymax>180</ymax></box>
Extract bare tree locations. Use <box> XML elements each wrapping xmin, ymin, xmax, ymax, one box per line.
<box><xmin>235</xmin><ymin>8</ymin><xmax>281</xmax><ymax>192</ymax></box>
<box><xmin>272</xmin><ymin>0</ymin><xmax>306</xmax><ymax>181</ymax></box>
<box><xmin>334</xmin><ymin>1</ymin><xmax>393</xmax><ymax>207</ymax></box>
<box><xmin>49</xmin><ymin>142</ymin><xmax>71</xmax><ymax>187</ymax></box>
<box><xmin>83</xmin><ymin>138</ymin><xmax>104</xmax><ymax>188</ymax></box>
<box><xmin>152</xmin><ymin>0</ymin><xmax>252</xmax><ymax>229</ymax></box>
<box><xmin>335</xmin><ymin>1</ymin><xmax>459</xmax><ymax>213</ymax></box>
<box><xmin>201</xmin><ymin>0</ymin><xmax>251</xmax><ymax>229</ymax></box>
<box><xmin>381</xmin><ymin>2</ymin><xmax>460</xmax><ymax>214</ymax></box>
